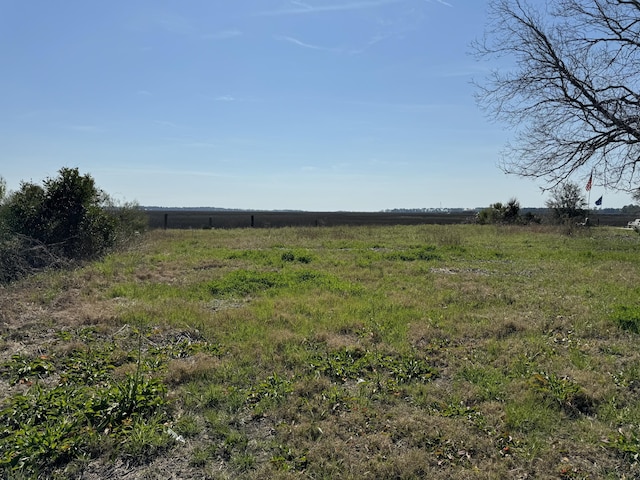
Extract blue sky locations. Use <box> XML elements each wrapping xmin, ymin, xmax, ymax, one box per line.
<box><xmin>0</xmin><ymin>0</ymin><xmax>631</xmax><ymax>210</ymax></box>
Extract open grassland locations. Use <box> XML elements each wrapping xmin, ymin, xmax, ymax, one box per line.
<box><xmin>1</xmin><ymin>225</ymin><xmax>640</xmax><ymax>479</ymax></box>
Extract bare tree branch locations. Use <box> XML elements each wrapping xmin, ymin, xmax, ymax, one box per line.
<box><xmin>474</xmin><ymin>0</ymin><xmax>640</xmax><ymax>192</ymax></box>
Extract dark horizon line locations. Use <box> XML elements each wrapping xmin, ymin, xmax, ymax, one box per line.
<box><xmin>140</xmin><ymin>206</ymin><xmax>629</xmax><ymax>213</ymax></box>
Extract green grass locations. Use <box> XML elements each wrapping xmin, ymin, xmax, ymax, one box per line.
<box><xmin>1</xmin><ymin>224</ymin><xmax>640</xmax><ymax>478</ymax></box>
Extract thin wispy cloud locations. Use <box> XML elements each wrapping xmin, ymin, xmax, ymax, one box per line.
<box><xmin>150</xmin><ymin>11</ymin><xmax>195</xmax><ymax>35</ymax></box>
<box><xmin>63</xmin><ymin>124</ymin><xmax>104</xmax><ymax>133</ymax></box>
<box><xmin>17</xmin><ymin>109</ymin><xmax>60</xmax><ymax>120</ymax></box>
<box><xmin>331</xmin><ymin>162</ymin><xmax>353</xmax><ymax>170</ymax></box>
<box><xmin>182</xmin><ymin>141</ymin><xmax>219</xmax><ymax>148</ymax></box>
<box><xmin>202</xmin><ymin>29</ymin><xmax>242</xmax><ymax>40</ymax></box>
<box><xmin>277</xmin><ymin>34</ymin><xmax>389</xmax><ymax>55</ymax></box>
<box><xmin>342</xmin><ymin>99</ymin><xmax>448</xmax><ymax>112</ymax></box>
<box><xmin>425</xmin><ymin>63</ymin><xmax>487</xmax><ymax>78</ymax></box>
<box><xmin>348</xmin><ymin>32</ymin><xmax>394</xmax><ymax>54</ymax></box>
<box><xmin>257</xmin><ymin>0</ymin><xmax>405</xmax><ymax>16</ymax></box>
<box><xmin>290</xmin><ymin>0</ymin><xmax>314</xmax><ymax>10</ymax></box>
<box><xmin>368</xmin><ymin>158</ymin><xmax>410</xmax><ymax>167</ymax></box>
<box><xmin>139</xmin><ymin>11</ymin><xmax>243</xmax><ymax>41</ymax></box>
<box><xmin>277</xmin><ymin>35</ymin><xmax>337</xmax><ymax>52</ymax></box>
<box><xmin>154</xmin><ymin>120</ymin><xmax>183</xmax><ymax>128</ymax></box>
<box><xmin>199</xmin><ymin>93</ymin><xmax>248</xmax><ymax>103</ymax></box>
<box><xmin>426</xmin><ymin>0</ymin><xmax>453</xmax><ymax>6</ymax></box>
<box><xmin>97</xmin><ymin>167</ymin><xmax>230</xmax><ymax>178</ymax></box>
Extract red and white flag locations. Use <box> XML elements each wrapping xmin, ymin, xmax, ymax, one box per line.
<box><xmin>586</xmin><ymin>173</ymin><xmax>592</xmax><ymax>191</ymax></box>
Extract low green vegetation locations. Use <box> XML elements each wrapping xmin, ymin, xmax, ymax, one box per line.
<box><xmin>1</xmin><ymin>224</ymin><xmax>640</xmax><ymax>478</ymax></box>
<box><xmin>476</xmin><ymin>198</ymin><xmax>529</xmax><ymax>224</ymax></box>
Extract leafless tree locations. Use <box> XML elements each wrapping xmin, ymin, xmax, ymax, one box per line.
<box><xmin>474</xmin><ymin>0</ymin><xmax>640</xmax><ymax>192</ymax></box>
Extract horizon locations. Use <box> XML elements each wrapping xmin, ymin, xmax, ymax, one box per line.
<box><xmin>1</xmin><ymin>1</ymin><xmax>635</xmax><ymax>210</ymax></box>
<box><xmin>140</xmin><ymin>204</ymin><xmax>628</xmax><ymax>212</ymax></box>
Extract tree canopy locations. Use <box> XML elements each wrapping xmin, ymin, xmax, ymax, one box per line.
<box><xmin>474</xmin><ymin>0</ymin><xmax>640</xmax><ymax>193</ymax></box>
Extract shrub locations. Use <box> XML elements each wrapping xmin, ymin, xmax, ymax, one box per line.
<box><xmin>477</xmin><ymin>203</ymin><xmax>504</xmax><ymax>224</ymax></box>
<box><xmin>545</xmin><ymin>182</ymin><xmax>587</xmax><ymax>224</ymax></box>
<box><xmin>476</xmin><ymin>198</ymin><xmax>532</xmax><ymax>224</ymax></box>
<box><xmin>0</xmin><ymin>168</ymin><xmax>146</xmax><ymax>282</ymax></box>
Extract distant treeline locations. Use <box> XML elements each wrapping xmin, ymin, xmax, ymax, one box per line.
<box><xmin>145</xmin><ymin>209</ymin><xmax>638</xmax><ymax>230</ymax></box>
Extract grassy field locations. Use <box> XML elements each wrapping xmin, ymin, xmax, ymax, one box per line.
<box><xmin>1</xmin><ymin>224</ymin><xmax>640</xmax><ymax>479</ymax></box>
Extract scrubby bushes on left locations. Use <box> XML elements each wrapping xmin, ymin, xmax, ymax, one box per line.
<box><xmin>0</xmin><ymin>168</ymin><xmax>146</xmax><ymax>282</ymax></box>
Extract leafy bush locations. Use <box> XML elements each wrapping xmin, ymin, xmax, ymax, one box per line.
<box><xmin>476</xmin><ymin>198</ymin><xmax>535</xmax><ymax>225</ymax></box>
<box><xmin>0</xmin><ymin>168</ymin><xmax>146</xmax><ymax>282</ymax></box>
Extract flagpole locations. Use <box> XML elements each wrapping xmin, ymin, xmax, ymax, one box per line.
<box><xmin>586</xmin><ymin>171</ymin><xmax>593</xmax><ymax>225</ymax></box>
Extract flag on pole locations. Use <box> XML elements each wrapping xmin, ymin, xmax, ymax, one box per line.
<box><xmin>586</xmin><ymin>173</ymin><xmax>593</xmax><ymax>191</ymax></box>
<box><xmin>595</xmin><ymin>196</ymin><xmax>602</xmax><ymax>206</ymax></box>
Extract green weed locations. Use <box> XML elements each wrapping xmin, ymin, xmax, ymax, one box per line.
<box><xmin>247</xmin><ymin>373</ymin><xmax>294</xmax><ymax>406</ymax></box>
<box><xmin>609</xmin><ymin>427</ymin><xmax>640</xmax><ymax>461</ymax></box>
<box><xmin>384</xmin><ymin>245</ymin><xmax>442</xmax><ymax>262</ymax></box>
<box><xmin>270</xmin><ymin>444</ymin><xmax>309</xmax><ymax>472</ymax></box>
<box><xmin>311</xmin><ymin>347</ymin><xmax>437</xmax><ymax>387</ymax></box>
<box><xmin>207</xmin><ymin>269</ymin><xmax>361</xmax><ymax>297</ymax></box>
<box><xmin>530</xmin><ymin>371</ymin><xmax>594</xmax><ymax>416</ymax></box>
<box><xmin>611</xmin><ymin>304</ymin><xmax>640</xmax><ymax>333</ymax></box>
<box><xmin>0</xmin><ymin>326</ymin><xmax>190</xmax><ymax>477</ymax></box>
<box><xmin>457</xmin><ymin>365</ymin><xmax>507</xmax><ymax>402</ymax></box>
<box><xmin>2</xmin><ymin>354</ymin><xmax>56</xmax><ymax>384</ymax></box>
